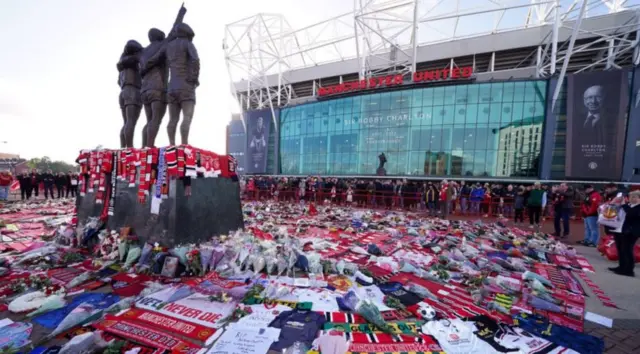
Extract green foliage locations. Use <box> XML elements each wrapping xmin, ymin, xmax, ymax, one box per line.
<box><xmin>103</xmin><ymin>340</ymin><xmax>127</xmax><ymax>354</ymax></box>
<box><xmin>26</xmin><ymin>156</ymin><xmax>76</xmax><ymax>174</ymax></box>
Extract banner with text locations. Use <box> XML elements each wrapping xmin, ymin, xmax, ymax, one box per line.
<box><xmin>244</xmin><ymin>108</ymin><xmax>275</xmax><ymax>174</ymax></box>
<box><xmin>566</xmin><ymin>70</ymin><xmax>629</xmax><ymax>179</ymax></box>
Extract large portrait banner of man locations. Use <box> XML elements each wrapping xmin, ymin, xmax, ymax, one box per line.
<box><xmin>566</xmin><ymin>70</ymin><xmax>629</xmax><ymax>179</ymax></box>
<box><xmin>244</xmin><ymin>108</ymin><xmax>274</xmax><ymax>174</ymax></box>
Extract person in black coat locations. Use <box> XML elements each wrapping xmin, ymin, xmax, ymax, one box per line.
<box><xmin>66</xmin><ymin>171</ymin><xmax>79</xmax><ymax>198</ymax></box>
<box><xmin>55</xmin><ymin>172</ymin><xmax>66</xmax><ymax>198</ymax></box>
<box><xmin>28</xmin><ymin>169</ymin><xmax>41</xmax><ymax>198</ymax></box>
<box><xmin>42</xmin><ymin>169</ymin><xmax>55</xmax><ymax>200</ymax></box>
<box><xmin>18</xmin><ymin>172</ymin><xmax>30</xmax><ymax>200</ymax></box>
<box><xmin>609</xmin><ymin>190</ymin><xmax>640</xmax><ymax>277</ymax></box>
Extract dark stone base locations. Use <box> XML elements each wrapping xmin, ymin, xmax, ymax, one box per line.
<box><xmin>76</xmin><ymin>177</ymin><xmax>244</xmax><ymax>247</ymax></box>
<box><xmin>376</xmin><ymin>167</ymin><xmax>387</xmax><ymax>176</ymax></box>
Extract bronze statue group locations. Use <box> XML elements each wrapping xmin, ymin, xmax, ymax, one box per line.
<box><xmin>117</xmin><ymin>4</ymin><xmax>200</xmax><ymax>149</ymax></box>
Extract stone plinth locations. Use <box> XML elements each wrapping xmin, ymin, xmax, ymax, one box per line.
<box><xmin>76</xmin><ymin>177</ymin><xmax>244</xmax><ymax>246</ymax></box>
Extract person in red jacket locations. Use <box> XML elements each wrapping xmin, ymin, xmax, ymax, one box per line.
<box><xmin>0</xmin><ymin>170</ymin><xmax>13</xmax><ymax>201</ymax></box>
<box><xmin>579</xmin><ymin>184</ymin><xmax>602</xmax><ymax>247</ymax></box>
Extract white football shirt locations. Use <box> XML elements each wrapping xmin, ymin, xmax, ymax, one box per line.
<box><xmin>422</xmin><ymin>319</ymin><xmax>499</xmax><ymax>354</ymax></box>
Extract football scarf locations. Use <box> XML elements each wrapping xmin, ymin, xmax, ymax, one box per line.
<box><xmin>548</xmin><ymin>254</ymin><xmax>596</xmax><ymax>273</ymax></box>
<box><xmin>79</xmin><ymin>173</ymin><xmax>86</xmax><ymax>196</ymax></box>
<box><xmin>94</xmin><ymin>315</ymin><xmax>201</xmax><ymax>352</ymax></box>
<box><xmin>324</xmin><ymin>322</ymin><xmax>424</xmax><ymax>335</ymax></box>
<box><xmin>223</xmin><ymin>155</ymin><xmax>238</xmax><ymax>180</ymax></box>
<box><xmin>347</xmin><ymin>343</ymin><xmax>445</xmax><ymax>354</ymax></box>
<box><xmin>67</xmin><ymin>280</ymin><xmax>105</xmax><ymax>294</ymax></box>
<box><xmin>184</xmin><ymin>145</ymin><xmax>197</xmax><ymax>177</ymax></box>
<box><xmin>137</xmin><ymin>149</ymin><xmax>149</xmax><ymax>203</ymax></box>
<box><xmin>59</xmin><ymin>328</ymin><xmax>162</xmax><ymax>354</ymax></box>
<box><xmin>87</xmin><ymin>151</ymin><xmax>96</xmax><ymax>193</ymax></box>
<box><xmin>108</xmin><ymin>151</ymin><xmax>117</xmax><ymax>216</ymax></box>
<box><xmin>178</xmin><ymin>145</ymin><xmax>186</xmax><ymax>176</ymax></box>
<box><xmin>119</xmin><ymin>308</ymin><xmax>217</xmax><ymax>343</ymax></box>
<box><xmin>243</xmin><ymin>296</ymin><xmax>313</xmax><ymax>310</ymax></box>
<box><xmin>575</xmin><ymin>271</ymin><xmax>618</xmax><ymax>308</ymax></box>
<box><xmin>308</xmin><ymin>343</ymin><xmax>445</xmax><ymax>353</ymax></box>
<box><xmin>126</xmin><ymin>149</ymin><xmax>137</xmax><ymax>186</ymax></box>
<box><xmin>382</xmin><ymin>309</ymin><xmax>414</xmax><ymax>321</ymax></box>
<box><xmin>310</xmin><ymin>351</ymin><xmax>440</xmax><ymax>354</ymax></box>
<box><xmin>318</xmin><ymin>311</ymin><xmax>367</xmax><ymax>324</ymax></box>
<box><xmin>320</xmin><ymin>330</ymin><xmax>434</xmax><ymax>345</ymax></box>
<box><xmin>151</xmin><ymin>147</ymin><xmax>166</xmax><ymax>214</ymax></box>
<box><xmin>95</xmin><ymin>151</ymin><xmax>105</xmax><ymax>201</ymax></box>
<box><xmin>118</xmin><ymin>149</ymin><xmax>126</xmax><ymax>180</ymax></box>
<box><xmin>211</xmin><ymin>153</ymin><xmax>222</xmax><ymax>177</ymax></box>
<box><xmin>534</xmin><ymin>263</ymin><xmax>584</xmax><ymax>295</ymax></box>
<box><xmin>571</xmin><ymin>255</ymin><xmax>596</xmax><ymax>273</ymax></box>
<box><xmin>76</xmin><ymin>150</ymin><xmax>89</xmax><ymax>168</ymax></box>
<box><xmin>48</xmin><ymin>267</ymin><xmax>83</xmax><ymax>285</ymax></box>
<box><xmin>101</xmin><ymin>150</ymin><xmax>113</xmax><ymax>173</ymax></box>
<box><xmin>165</xmin><ymin>146</ymin><xmax>178</xmax><ymax>177</ymax></box>
<box><xmin>101</xmin><ymin>331</ymin><xmax>163</xmax><ymax>354</ymax></box>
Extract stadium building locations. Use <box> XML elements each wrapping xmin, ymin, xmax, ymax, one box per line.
<box><xmin>224</xmin><ymin>0</ymin><xmax>640</xmax><ymax>182</ymax></box>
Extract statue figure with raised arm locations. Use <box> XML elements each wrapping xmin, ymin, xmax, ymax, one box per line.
<box><xmin>164</xmin><ymin>22</ymin><xmax>200</xmax><ymax>145</ymax></box>
<box><xmin>139</xmin><ymin>4</ymin><xmax>187</xmax><ymax>147</ymax></box>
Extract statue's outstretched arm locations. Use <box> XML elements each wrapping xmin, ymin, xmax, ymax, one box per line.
<box><xmin>142</xmin><ymin>46</ymin><xmax>166</xmax><ymax>77</ymax></box>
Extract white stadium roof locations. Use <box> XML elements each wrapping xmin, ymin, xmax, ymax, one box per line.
<box><xmin>224</xmin><ymin>0</ymin><xmax>639</xmax><ymax>111</ymax></box>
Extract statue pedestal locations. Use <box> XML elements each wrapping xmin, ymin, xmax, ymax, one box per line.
<box><xmin>76</xmin><ymin>177</ymin><xmax>244</xmax><ymax>247</ymax></box>
<box><xmin>376</xmin><ymin>167</ymin><xmax>387</xmax><ymax>176</ymax></box>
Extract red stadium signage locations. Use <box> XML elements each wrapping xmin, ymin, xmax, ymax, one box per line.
<box><xmin>317</xmin><ymin>66</ymin><xmax>474</xmax><ymax>97</ymax></box>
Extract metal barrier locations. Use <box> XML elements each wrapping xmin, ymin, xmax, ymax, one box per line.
<box><xmin>243</xmin><ymin>174</ymin><xmax>640</xmax><ymax>186</ymax></box>
<box><xmin>241</xmin><ymin>188</ymin><xmax>587</xmax><ymax>221</ymax></box>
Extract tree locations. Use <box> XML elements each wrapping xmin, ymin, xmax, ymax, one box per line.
<box><xmin>27</xmin><ymin>156</ymin><xmax>77</xmax><ymax>173</ymax></box>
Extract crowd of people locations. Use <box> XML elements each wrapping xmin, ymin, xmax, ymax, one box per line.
<box><xmin>4</xmin><ymin>169</ymin><xmax>80</xmax><ymax>200</ymax></box>
<box><xmin>241</xmin><ymin>176</ymin><xmax>638</xmax><ymax>268</ymax></box>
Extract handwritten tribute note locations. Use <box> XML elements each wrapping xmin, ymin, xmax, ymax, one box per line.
<box><xmin>205</xmin><ymin>326</ymin><xmax>280</xmax><ymax>354</ymax></box>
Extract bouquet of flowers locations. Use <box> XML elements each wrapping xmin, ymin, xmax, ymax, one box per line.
<box><xmin>186</xmin><ymin>249</ymin><xmax>203</xmax><ymax>276</ymax></box>
<box><xmin>356</xmin><ymin>299</ymin><xmax>394</xmax><ymax>334</ymax></box>
<box><xmin>61</xmin><ymin>251</ymin><xmax>84</xmax><ymax>265</ymax></box>
<box><xmin>10</xmin><ymin>275</ymin><xmax>52</xmax><ymax>294</ymax></box>
<box><xmin>219</xmin><ymin>305</ymin><xmax>252</xmax><ymax>326</ymax></box>
<box><xmin>241</xmin><ymin>284</ymin><xmax>265</xmax><ymax>303</ymax></box>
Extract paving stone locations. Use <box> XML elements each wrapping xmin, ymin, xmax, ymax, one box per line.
<box><xmin>622</xmin><ymin>336</ymin><xmax>640</xmax><ymax>350</ymax></box>
<box><xmin>611</xmin><ymin>330</ymin><xmax>631</xmax><ymax>340</ymax></box>
<box><xmin>611</xmin><ymin>341</ymin><xmax>638</xmax><ymax>354</ymax></box>
<box><xmin>604</xmin><ymin>339</ymin><xmax>617</xmax><ymax>351</ymax></box>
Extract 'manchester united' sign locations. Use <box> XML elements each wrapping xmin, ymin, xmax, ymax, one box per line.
<box><xmin>317</xmin><ymin>66</ymin><xmax>474</xmax><ymax>97</ymax></box>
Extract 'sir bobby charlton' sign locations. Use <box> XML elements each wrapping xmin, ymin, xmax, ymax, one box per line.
<box><xmin>317</xmin><ymin>66</ymin><xmax>474</xmax><ymax>97</ymax></box>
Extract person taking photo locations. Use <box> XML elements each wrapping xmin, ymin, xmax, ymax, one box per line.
<box><xmin>609</xmin><ymin>190</ymin><xmax>640</xmax><ymax>277</ymax></box>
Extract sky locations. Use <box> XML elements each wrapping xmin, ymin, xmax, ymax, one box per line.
<box><xmin>0</xmin><ymin>0</ymin><xmax>628</xmax><ymax>163</ymax></box>
<box><xmin>0</xmin><ymin>0</ymin><xmax>344</xmax><ymax>163</ymax></box>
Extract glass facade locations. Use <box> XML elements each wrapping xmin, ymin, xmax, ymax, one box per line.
<box><xmin>280</xmin><ymin>80</ymin><xmax>547</xmax><ymax>177</ymax></box>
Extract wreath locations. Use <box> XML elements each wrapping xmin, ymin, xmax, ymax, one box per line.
<box><xmin>8</xmin><ymin>291</ymin><xmax>48</xmax><ymax>313</ymax></box>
